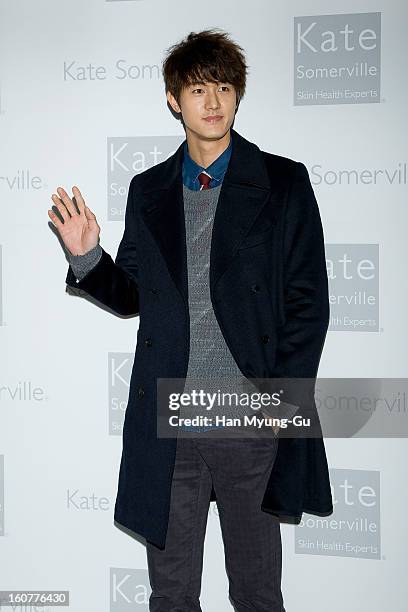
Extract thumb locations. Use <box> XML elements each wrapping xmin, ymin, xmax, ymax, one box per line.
<box><xmin>84</xmin><ymin>205</ymin><xmax>96</xmax><ymax>221</ymax></box>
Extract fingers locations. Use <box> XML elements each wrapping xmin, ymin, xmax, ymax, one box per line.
<box><xmin>261</xmin><ymin>411</ymin><xmax>280</xmax><ymax>435</ymax></box>
<box><xmin>73</xmin><ymin>185</ymin><xmax>97</xmax><ymax>221</ymax></box>
<box><xmin>49</xmin><ymin>185</ymin><xmax>84</xmax><ymax>226</ymax></box>
<box><xmin>47</xmin><ymin>207</ymin><xmax>64</xmax><ymax>228</ymax></box>
<box><xmin>84</xmin><ymin>206</ymin><xmax>96</xmax><ymax>221</ymax></box>
<box><xmin>72</xmin><ymin>185</ymin><xmax>85</xmax><ymax>214</ymax></box>
<box><xmin>71</xmin><ymin>186</ymin><xmax>97</xmax><ymax>222</ymax></box>
<box><xmin>56</xmin><ymin>187</ymin><xmax>78</xmax><ymax>217</ymax></box>
<box><xmin>50</xmin><ymin>192</ymin><xmax>70</xmax><ymax>223</ymax></box>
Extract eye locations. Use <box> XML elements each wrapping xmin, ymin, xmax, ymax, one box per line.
<box><xmin>191</xmin><ymin>84</ymin><xmax>231</xmax><ymax>94</ymax></box>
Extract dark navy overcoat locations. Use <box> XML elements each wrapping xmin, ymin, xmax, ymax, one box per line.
<box><xmin>65</xmin><ymin>127</ymin><xmax>333</xmax><ymax>548</ymax></box>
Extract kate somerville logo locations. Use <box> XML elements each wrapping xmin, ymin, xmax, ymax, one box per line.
<box><xmin>295</xmin><ymin>468</ymin><xmax>381</xmax><ymax>559</ymax></box>
<box><xmin>63</xmin><ymin>59</ymin><xmax>158</xmax><ymax>81</ymax></box>
<box><xmin>109</xmin><ymin>352</ymin><xmax>133</xmax><ymax>435</ymax></box>
<box><xmin>107</xmin><ymin>136</ymin><xmax>183</xmax><ymax>221</ymax></box>
<box><xmin>311</xmin><ymin>162</ymin><xmax>407</xmax><ymax>186</ymax></box>
<box><xmin>0</xmin><ymin>381</ymin><xmax>48</xmax><ymax>402</ymax></box>
<box><xmin>110</xmin><ymin>568</ymin><xmax>150</xmax><ymax>611</ymax></box>
<box><xmin>66</xmin><ymin>488</ymin><xmax>110</xmax><ymax>511</ymax></box>
<box><xmin>0</xmin><ymin>169</ymin><xmax>44</xmax><ymax>191</ymax></box>
<box><xmin>326</xmin><ymin>244</ymin><xmax>379</xmax><ymax>331</ymax></box>
<box><xmin>294</xmin><ymin>12</ymin><xmax>381</xmax><ymax>105</ymax></box>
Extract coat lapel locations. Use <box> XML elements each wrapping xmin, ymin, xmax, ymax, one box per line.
<box><xmin>140</xmin><ymin>128</ymin><xmax>272</xmax><ymax>308</ymax></box>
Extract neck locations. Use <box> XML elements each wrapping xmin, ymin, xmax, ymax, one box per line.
<box><xmin>185</xmin><ymin>129</ymin><xmax>231</xmax><ymax>168</ymax></box>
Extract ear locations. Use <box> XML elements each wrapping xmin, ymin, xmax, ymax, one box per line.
<box><xmin>166</xmin><ymin>90</ymin><xmax>181</xmax><ymax>114</ymax></box>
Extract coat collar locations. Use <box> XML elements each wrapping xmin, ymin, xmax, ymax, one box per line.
<box><xmin>140</xmin><ymin>127</ymin><xmax>272</xmax><ymax>308</ymax></box>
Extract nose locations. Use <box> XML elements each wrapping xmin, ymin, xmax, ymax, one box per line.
<box><xmin>205</xmin><ymin>89</ymin><xmax>221</xmax><ymax>110</ymax></box>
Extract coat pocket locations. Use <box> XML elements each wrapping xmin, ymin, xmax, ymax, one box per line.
<box><xmin>238</xmin><ymin>224</ymin><xmax>275</xmax><ymax>250</ymax></box>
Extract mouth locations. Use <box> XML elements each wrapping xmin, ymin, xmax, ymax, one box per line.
<box><xmin>203</xmin><ymin>115</ymin><xmax>223</xmax><ymax>123</ymax></box>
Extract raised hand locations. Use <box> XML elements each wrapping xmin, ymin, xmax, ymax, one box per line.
<box><xmin>48</xmin><ymin>186</ymin><xmax>100</xmax><ymax>256</ymax></box>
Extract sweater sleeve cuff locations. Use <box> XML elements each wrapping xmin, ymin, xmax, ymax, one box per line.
<box><xmin>66</xmin><ymin>243</ymin><xmax>103</xmax><ymax>282</ymax></box>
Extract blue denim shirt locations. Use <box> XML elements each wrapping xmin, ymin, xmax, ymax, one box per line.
<box><xmin>182</xmin><ymin>136</ymin><xmax>232</xmax><ymax>190</ymax></box>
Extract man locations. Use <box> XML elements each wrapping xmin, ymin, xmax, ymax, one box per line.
<box><xmin>48</xmin><ymin>29</ymin><xmax>333</xmax><ymax>612</ymax></box>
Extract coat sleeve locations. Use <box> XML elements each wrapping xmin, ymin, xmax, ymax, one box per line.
<box><xmin>271</xmin><ymin>161</ymin><xmax>330</xmax><ymax>406</ymax></box>
<box><xmin>65</xmin><ymin>175</ymin><xmax>141</xmax><ymax>316</ymax></box>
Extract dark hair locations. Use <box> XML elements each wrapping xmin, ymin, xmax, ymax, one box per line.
<box><xmin>162</xmin><ymin>28</ymin><xmax>248</xmax><ymax>109</ymax></box>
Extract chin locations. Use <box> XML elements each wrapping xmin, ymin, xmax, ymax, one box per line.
<box><xmin>201</xmin><ymin>122</ymin><xmax>229</xmax><ymax>137</ymax></box>
<box><xmin>187</xmin><ymin>121</ymin><xmax>230</xmax><ymax>141</ymax></box>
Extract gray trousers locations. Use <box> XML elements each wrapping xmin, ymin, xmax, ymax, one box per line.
<box><xmin>146</xmin><ymin>435</ymin><xmax>286</xmax><ymax>612</ymax></box>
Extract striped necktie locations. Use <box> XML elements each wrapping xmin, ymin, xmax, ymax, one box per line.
<box><xmin>198</xmin><ymin>172</ymin><xmax>211</xmax><ymax>190</ymax></box>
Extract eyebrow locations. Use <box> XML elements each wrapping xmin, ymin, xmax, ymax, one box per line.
<box><xmin>190</xmin><ymin>80</ymin><xmax>225</xmax><ymax>86</ymax></box>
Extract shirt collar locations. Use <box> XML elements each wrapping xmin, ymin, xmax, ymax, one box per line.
<box><xmin>182</xmin><ymin>136</ymin><xmax>232</xmax><ymax>190</ymax></box>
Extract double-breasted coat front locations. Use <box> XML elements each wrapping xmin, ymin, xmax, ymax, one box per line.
<box><xmin>65</xmin><ymin>127</ymin><xmax>333</xmax><ymax>548</ymax></box>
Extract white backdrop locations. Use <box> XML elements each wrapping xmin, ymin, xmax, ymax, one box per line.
<box><xmin>1</xmin><ymin>1</ymin><xmax>407</xmax><ymax>610</ymax></box>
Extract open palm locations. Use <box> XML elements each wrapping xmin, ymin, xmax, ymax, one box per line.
<box><xmin>48</xmin><ymin>186</ymin><xmax>100</xmax><ymax>256</ymax></box>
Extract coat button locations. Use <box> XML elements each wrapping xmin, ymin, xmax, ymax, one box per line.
<box><xmin>144</xmin><ymin>338</ymin><xmax>152</xmax><ymax>347</ymax></box>
<box><xmin>261</xmin><ymin>334</ymin><xmax>270</xmax><ymax>344</ymax></box>
<box><xmin>137</xmin><ymin>386</ymin><xmax>145</xmax><ymax>398</ymax></box>
<box><xmin>150</xmin><ymin>288</ymin><xmax>158</xmax><ymax>295</ymax></box>
<box><xmin>250</xmin><ymin>284</ymin><xmax>261</xmax><ymax>293</ymax></box>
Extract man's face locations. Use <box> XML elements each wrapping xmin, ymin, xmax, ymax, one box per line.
<box><xmin>167</xmin><ymin>80</ymin><xmax>237</xmax><ymax>142</ymax></box>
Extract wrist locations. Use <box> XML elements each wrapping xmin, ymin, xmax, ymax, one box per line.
<box><xmin>68</xmin><ymin>243</ymin><xmax>100</xmax><ymax>258</ymax></box>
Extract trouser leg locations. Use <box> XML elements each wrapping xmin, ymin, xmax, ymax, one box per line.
<box><xmin>146</xmin><ymin>436</ymin><xmax>213</xmax><ymax>612</ymax></box>
<box><xmin>194</xmin><ymin>437</ymin><xmax>286</xmax><ymax>612</ymax></box>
